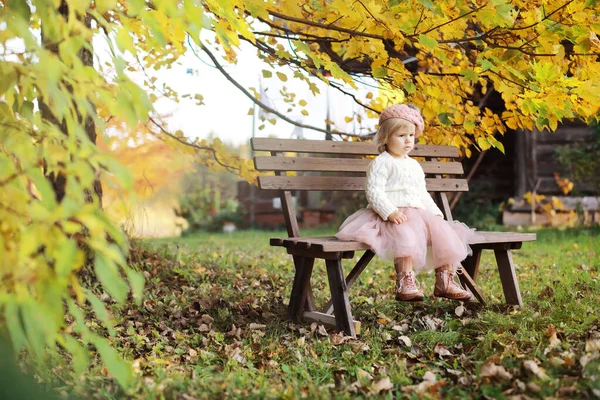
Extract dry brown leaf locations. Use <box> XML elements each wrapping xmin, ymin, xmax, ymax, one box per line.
<box><xmin>398</xmin><ymin>335</ymin><xmax>412</xmax><ymax>347</ymax></box>
<box><xmin>371</xmin><ymin>377</ymin><xmax>393</xmax><ymax>393</ymax></box>
<box><xmin>455</xmin><ymin>305</ymin><xmax>465</xmax><ymax>317</ymax></box>
<box><xmin>433</xmin><ymin>343</ymin><xmax>452</xmax><ymax>358</ymax></box>
<box><xmin>249</xmin><ymin>323</ymin><xmax>267</xmax><ymax>330</ymax></box>
<box><xmin>356</xmin><ymin>368</ymin><xmax>373</xmax><ymax>382</ymax></box>
<box><xmin>523</xmin><ymin>360</ymin><xmax>548</xmax><ymax>380</ymax></box>
<box><xmin>331</xmin><ymin>332</ymin><xmax>351</xmax><ymax>345</ymax></box>
<box><xmin>201</xmin><ymin>314</ymin><xmax>214</xmax><ymax>324</ymax></box>
<box><xmin>480</xmin><ymin>362</ymin><xmax>513</xmax><ymax>380</ymax></box>
<box><xmin>317</xmin><ymin>324</ymin><xmax>328</xmax><ymax>336</ymax></box>
<box><xmin>585</xmin><ymin>338</ymin><xmax>600</xmax><ymax>352</ymax></box>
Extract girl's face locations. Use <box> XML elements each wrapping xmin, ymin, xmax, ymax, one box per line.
<box><xmin>387</xmin><ymin>123</ymin><xmax>415</xmax><ymax>158</ymax></box>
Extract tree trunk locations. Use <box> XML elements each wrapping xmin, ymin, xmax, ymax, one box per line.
<box><xmin>40</xmin><ymin>2</ymin><xmax>102</xmax><ymax>207</ymax></box>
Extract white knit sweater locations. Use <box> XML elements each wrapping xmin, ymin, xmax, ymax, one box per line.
<box><xmin>365</xmin><ymin>151</ymin><xmax>443</xmax><ymax>220</ymax></box>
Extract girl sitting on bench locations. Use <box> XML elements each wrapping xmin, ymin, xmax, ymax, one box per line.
<box><xmin>336</xmin><ymin>104</ymin><xmax>481</xmax><ymax>302</ymax></box>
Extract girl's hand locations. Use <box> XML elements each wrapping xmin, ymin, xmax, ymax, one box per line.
<box><xmin>388</xmin><ymin>209</ymin><xmax>408</xmax><ymax>224</ymax></box>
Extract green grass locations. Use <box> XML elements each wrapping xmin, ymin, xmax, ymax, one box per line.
<box><xmin>62</xmin><ymin>226</ymin><xmax>599</xmax><ymax>399</ymax></box>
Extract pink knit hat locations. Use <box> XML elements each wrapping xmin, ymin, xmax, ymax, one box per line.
<box><xmin>378</xmin><ymin>104</ymin><xmax>424</xmax><ymax>135</ymax></box>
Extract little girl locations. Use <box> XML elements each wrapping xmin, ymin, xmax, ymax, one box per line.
<box><xmin>335</xmin><ymin>104</ymin><xmax>480</xmax><ymax>302</ymax></box>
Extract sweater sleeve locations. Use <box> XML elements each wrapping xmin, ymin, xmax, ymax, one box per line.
<box><xmin>421</xmin><ymin>187</ymin><xmax>444</xmax><ymax>217</ymax></box>
<box><xmin>365</xmin><ymin>157</ymin><xmax>398</xmax><ymax>221</ymax></box>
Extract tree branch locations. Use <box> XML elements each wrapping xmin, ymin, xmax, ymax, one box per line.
<box><xmin>147</xmin><ymin>116</ymin><xmax>241</xmax><ymax>173</ymax></box>
<box><xmin>267</xmin><ymin>10</ymin><xmax>389</xmax><ymax>41</ymax></box>
<box><xmin>508</xmin><ymin>0</ymin><xmax>574</xmax><ymax>31</ymax></box>
<box><xmin>199</xmin><ymin>43</ymin><xmax>371</xmax><ymax>138</ymax></box>
<box><xmin>411</xmin><ymin>3</ymin><xmax>487</xmax><ymax>37</ymax></box>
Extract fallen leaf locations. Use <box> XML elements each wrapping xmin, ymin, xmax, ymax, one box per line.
<box><xmin>398</xmin><ymin>335</ymin><xmax>412</xmax><ymax>347</ymax></box>
<box><xmin>433</xmin><ymin>343</ymin><xmax>452</xmax><ymax>358</ymax></box>
<box><xmin>480</xmin><ymin>363</ymin><xmax>513</xmax><ymax>380</ymax></box>
<box><xmin>201</xmin><ymin>314</ymin><xmax>214</xmax><ymax>324</ymax></box>
<box><xmin>371</xmin><ymin>377</ymin><xmax>393</xmax><ymax>393</ymax></box>
<box><xmin>455</xmin><ymin>305</ymin><xmax>465</xmax><ymax>317</ymax></box>
<box><xmin>523</xmin><ymin>360</ymin><xmax>548</xmax><ymax>380</ymax></box>
<box><xmin>585</xmin><ymin>338</ymin><xmax>600</xmax><ymax>352</ymax></box>
<box><xmin>249</xmin><ymin>323</ymin><xmax>266</xmax><ymax>330</ymax></box>
<box><xmin>356</xmin><ymin>368</ymin><xmax>373</xmax><ymax>382</ymax></box>
<box><xmin>331</xmin><ymin>332</ymin><xmax>351</xmax><ymax>345</ymax></box>
<box><xmin>317</xmin><ymin>324</ymin><xmax>328</xmax><ymax>336</ymax></box>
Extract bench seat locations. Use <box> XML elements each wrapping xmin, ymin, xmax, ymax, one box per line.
<box><xmin>271</xmin><ymin>231</ymin><xmax>536</xmax><ymax>253</ymax></box>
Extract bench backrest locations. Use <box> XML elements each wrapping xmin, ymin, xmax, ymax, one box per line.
<box><xmin>251</xmin><ymin>138</ymin><xmax>466</xmax><ymax>237</ymax></box>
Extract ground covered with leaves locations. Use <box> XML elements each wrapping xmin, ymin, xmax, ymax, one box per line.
<box><xmin>59</xmin><ymin>227</ymin><xmax>599</xmax><ymax>399</ymax></box>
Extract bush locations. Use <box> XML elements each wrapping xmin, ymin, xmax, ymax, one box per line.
<box><xmin>555</xmin><ymin>122</ymin><xmax>600</xmax><ymax>195</ymax></box>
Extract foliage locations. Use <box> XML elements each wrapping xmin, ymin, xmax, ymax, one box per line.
<box><xmin>555</xmin><ymin>123</ymin><xmax>600</xmax><ymax>194</ymax></box>
<box><xmin>177</xmin><ymin>160</ymin><xmax>243</xmax><ymax>234</ymax></box>
<box><xmin>47</xmin><ymin>227</ymin><xmax>600</xmax><ymax>398</ymax></box>
<box><xmin>202</xmin><ymin>0</ymin><xmax>600</xmax><ymax>156</ymax></box>
<box><xmin>3</xmin><ymin>0</ymin><xmax>600</xmax><ymax>391</ymax></box>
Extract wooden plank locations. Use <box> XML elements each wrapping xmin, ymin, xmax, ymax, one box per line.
<box><xmin>258</xmin><ymin>176</ymin><xmax>469</xmax><ymax>192</ymax></box>
<box><xmin>323</xmin><ymin>250</ymin><xmax>375</xmax><ymax>315</ymax></box>
<box><xmin>286</xmin><ymin>247</ymin><xmax>355</xmax><ymax>260</ymax></box>
<box><xmin>251</xmin><ymin>138</ymin><xmax>459</xmax><ymax>158</ymax></box>
<box><xmin>275</xmin><ymin>231</ymin><xmax>534</xmax><ymax>253</ymax></box>
<box><xmin>288</xmin><ymin>257</ymin><xmax>315</xmax><ymax>321</ymax></box>
<box><xmin>494</xmin><ymin>250</ymin><xmax>523</xmax><ymax>306</ymax></box>
<box><xmin>302</xmin><ymin>311</ymin><xmax>361</xmax><ymax>336</ymax></box>
<box><xmin>325</xmin><ymin>259</ymin><xmax>356</xmax><ymax>337</ymax></box>
<box><xmin>469</xmin><ymin>231</ymin><xmax>536</xmax><ymax>245</ymax></box>
<box><xmin>254</xmin><ymin>156</ymin><xmax>464</xmax><ymax>175</ymax></box>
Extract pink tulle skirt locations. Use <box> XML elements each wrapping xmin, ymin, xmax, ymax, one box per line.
<box><xmin>335</xmin><ymin>207</ymin><xmax>481</xmax><ymax>273</ymax></box>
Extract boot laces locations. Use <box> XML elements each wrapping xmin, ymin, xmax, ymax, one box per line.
<box><xmin>398</xmin><ymin>271</ymin><xmax>420</xmax><ymax>293</ymax></box>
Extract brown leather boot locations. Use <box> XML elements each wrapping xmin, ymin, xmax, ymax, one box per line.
<box><xmin>396</xmin><ymin>270</ymin><xmax>425</xmax><ymax>302</ymax></box>
<box><xmin>434</xmin><ymin>265</ymin><xmax>472</xmax><ymax>301</ymax></box>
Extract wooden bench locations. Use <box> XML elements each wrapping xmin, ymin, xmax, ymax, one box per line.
<box><xmin>251</xmin><ymin>138</ymin><xmax>536</xmax><ymax>337</ymax></box>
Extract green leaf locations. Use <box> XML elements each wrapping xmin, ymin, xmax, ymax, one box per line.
<box><xmin>388</xmin><ymin>0</ymin><xmax>401</xmax><ymax>7</ymax></box>
<box><xmin>460</xmin><ymin>69</ymin><xmax>479</xmax><ymax>83</ymax></box>
<box><xmin>93</xmin><ymin>336</ymin><xmax>134</xmax><ymax>388</ymax></box>
<box><xmin>372</xmin><ymin>67</ymin><xmax>388</xmax><ymax>78</ymax></box>
<box><xmin>28</xmin><ymin>169</ymin><xmax>57</xmax><ymax>209</ymax></box>
<box><xmin>480</xmin><ymin>59</ymin><xmax>494</xmax><ymax>71</ymax></box>
<box><xmin>477</xmin><ymin>136</ymin><xmax>491</xmax><ymax>150</ymax></box>
<box><xmin>94</xmin><ymin>254</ymin><xmax>129</xmax><ymax>304</ymax></box>
<box><xmin>7</xmin><ymin>0</ymin><xmax>31</xmax><ymax>22</ymax></box>
<box><xmin>126</xmin><ymin>268</ymin><xmax>145</xmax><ymax>306</ymax></box>
<box><xmin>21</xmin><ymin>302</ymin><xmax>47</xmax><ymax>361</ymax></box>
<box><xmin>404</xmin><ymin>81</ymin><xmax>416</xmax><ymax>94</ymax></box>
<box><xmin>417</xmin><ymin>0</ymin><xmax>434</xmax><ymax>10</ymax></box>
<box><xmin>67</xmin><ymin>298</ymin><xmax>91</xmax><ymax>337</ymax></box>
<box><xmin>438</xmin><ymin>113</ymin><xmax>452</xmax><ymax>126</ymax></box>
<box><xmin>419</xmin><ymin>34</ymin><xmax>437</xmax><ymax>51</ymax></box>
<box><xmin>261</xmin><ymin>70</ymin><xmax>272</xmax><ymax>78</ymax></box>
<box><xmin>85</xmin><ymin>289</ymin><xmax>115</xmax><ymax>335</ymax></box>
<box><xmin>55</xmin><ymin>239</ymin><xmax>78</xmax><ymax>278</ymax></box>
<box><xmin>501</xmin><ymin>49</ymin><xmax>520</xmax><ymax>61</ymax></box>
<box><xmin>61</xmin><ymin>335</ymin><xmax>90</xmax><ymax>375</ymax></box>
<box><xmin>4</xmin><ymin>302</ymin><xmax>26</xmax><ymax>353</ymax></box>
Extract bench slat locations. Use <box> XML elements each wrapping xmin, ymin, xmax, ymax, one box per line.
<box><xmin>254</xmin><ymin>156</ymin><xmax>464</xmax><ymax>175</ymax></box>
<box><xmin>251</xmin><ymin>138</ymin><xmax>459</xmax><ymax>158</ymax></box>
<box><xmin>258</xmin><ymin>176</ymin><xmax>469</xmax><ymax>192</ymax></box>
<box><xmin>270</xmin><ymin>232</ymin><xmax>536</xmax><ymax>252</ymax></box>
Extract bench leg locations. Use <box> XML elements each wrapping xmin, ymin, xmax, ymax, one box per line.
<box><xmin>288</xmin><ymin>256</ymin><xmax>315</xmax><ymax>321</ymax></box>
<box><xmin>323</xmin><ymin>250</ymin><xmax>375</xmax><ymax>315</ymax></box>
<box><xmin>462</xmin><ymin>248</ymin><xmax>482</xmax><ymax>281</ymax></box>
<box><xmin>494</xmin><ymin>250</ymin><xmax>523</xmax><ymax>306</ymax></box>
<box><xmin>325</xmin><ymin>258</ymin><xmax>356</xmax><ymax>337</ymax></box>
